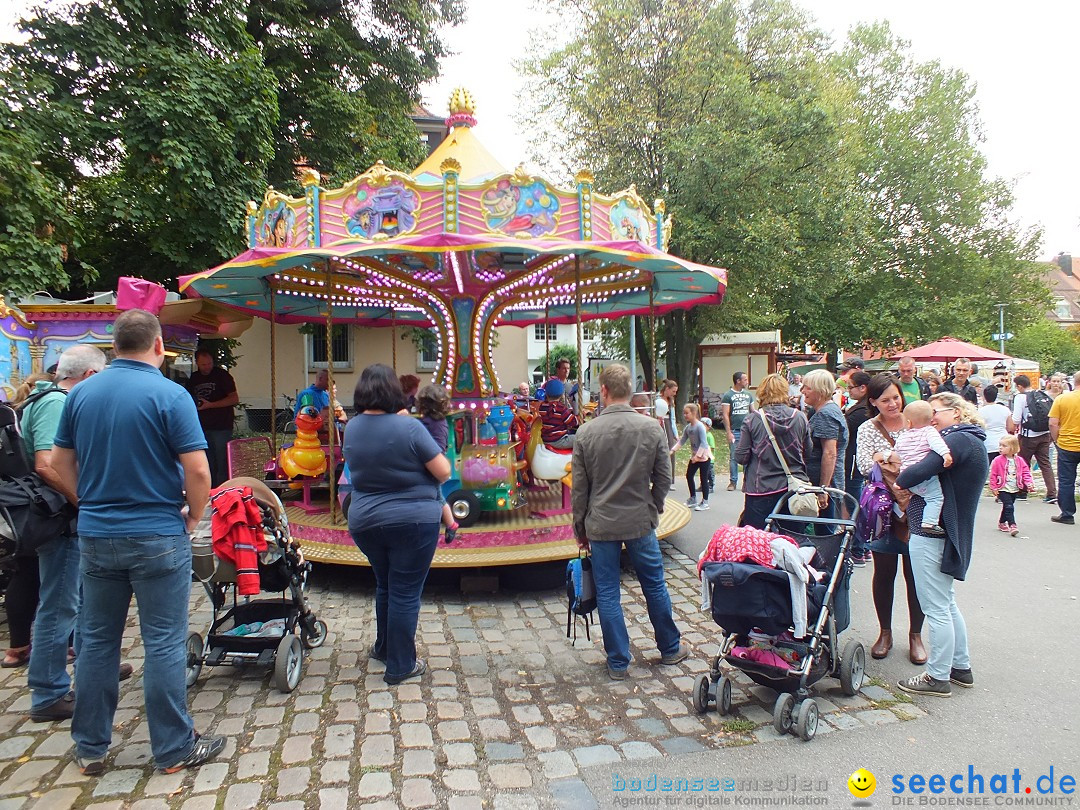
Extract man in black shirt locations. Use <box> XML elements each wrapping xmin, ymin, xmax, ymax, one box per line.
<box><xmin>939</xmin><ymin>357</ymin><xmax>979</xmax><ymax>405</ymax></box>
<box><xmin>185</xmin><ymin>349</ymin><xmax>239</xmax><ymax>487</ymax></box>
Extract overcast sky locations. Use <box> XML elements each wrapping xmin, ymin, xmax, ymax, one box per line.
<box><xmin>4</xmin><ymin>1</ymin><xmax>1075</xmax><ymax>260</ymax></box>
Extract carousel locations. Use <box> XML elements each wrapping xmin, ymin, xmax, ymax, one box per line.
<box><xmin>179</xmin><ymin>88</ymin><xmax>728</xmax><ymax>567</ymax></box>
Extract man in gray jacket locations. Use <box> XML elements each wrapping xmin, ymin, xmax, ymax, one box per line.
<box><xmin>572</xmin><ymin>363</ymin><xmax>688</xmax><ymax>680</ymax></box>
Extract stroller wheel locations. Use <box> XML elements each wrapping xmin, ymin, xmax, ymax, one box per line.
<box><xmin>773</xmin><ymin>693</ymin><xmax>795</xmax><ymax>735</ymax></box>
<box><xmin>795</xmin><ymin>699</ymin><xmax>819</xmax><ymax>741</ymax></box>
<box><xmin>691</xmin><ymin>673</ymin><xmax>712</xmax><ymax>714</ymax></box>
<box><xmin>717</xmin><ymin>676</ymin><xmax>732</xmax><ymax>716</ymax></box>
<box><xmin>302</xmin><ymin>619</ymin><xmax>328</xmax><ymax>650</ymax></box>
<box><xmin>274</xmin><ymin>635</ymin><xmax>303</xmax><ymax>693</ymax></box>
<box><xmin>839</xmin><ymin>640</ymin><xmax>866</xmax><ymax>696</ymax></box>
<box><xmin>185</xmin><ymin>632</ymin><xmax>204</xmax><ymax>688</ymax></box>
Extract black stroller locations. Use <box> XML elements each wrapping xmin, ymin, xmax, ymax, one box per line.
<box><xmin>691</xmin><ymin>487</ymin><xmax>865</xmax><ymax>741</ymax></box>
<box><xmin>185</xmin><ymin>477</ymin><xmax>327</xmax><ymax>693</ymax></box>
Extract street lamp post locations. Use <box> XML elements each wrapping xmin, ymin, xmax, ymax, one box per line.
<box><xmin>995</xmin><ymin>303</ymin><xmax>1007</xmax><ymax>355</ymax></box>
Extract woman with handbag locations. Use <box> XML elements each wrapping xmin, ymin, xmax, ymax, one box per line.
<box><xmin>734</xmin><ymin>374</ymin><xmax>811</xmax><ymax>529</ymax></box>
<box><xmin>894</xmin><ymin>392</ymin><xmax>986</xmax><ymax>696</ymax></box>
<box><xmin>855</xmin><ymin>375</ymin><xmax>926</xmax><ymax>664</ymax></box>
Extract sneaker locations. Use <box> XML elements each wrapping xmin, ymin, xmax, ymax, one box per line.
<box><xmin>727</xmin><ymin>483</ymin><xmax>736</xmax><ymax>491</ymax></box>
<box><xmin>607</xmin><ymin>664</ymin><xmax>627</xmax><ymax>681</ymax></box>
<box><xmin>30</xmin><ymin>691</ymin><xmax>75</xmax><ymax>722</ymax></box>
<box><xmin>949</xmin><ymin>668</ymin><xmax>974</xmax><ymax>688</ymax></box>
<box><xmin>1043</xmin><ymin>496</ymin><xmax>1057</xmax><ymax>504</ymax></box>
<box><xmin>660</xmin><ymin>642</ymin><xmax>690</xmax><ymax>666</ymax></box>
<box><xmin>76</xmin><ymin>754</ymin><xmax>106</xmax><ymax>776</ymax></box>
<box><xmin>684</xmin><ymin>498</ymin><xmax>698</xmax><ymax>507</ymax></box>
<box><xmin>162</xmin><ymin>733</ymin><xmax>227</xmax><ymax>773</ymax></box>
<box><xmin>896</xmin><ymin>672</ymin><xmax>951</xmax><ymax>698</ymax></box>
<box><xmin>1051</xmin><ymin>514</ymin><xmax>1075</xmax><ymax>525</ymax></box>
<box><xmin>384</xmin><ymin>659</ymin><xmax>427</xmax><ymax>685</ymax></box>
<box><xmin>1009</xmin><ymin>524</ymin><xmax>1019</xmax><ymax>537</ymax></box>
<box><xmin>851</xmin><ymin>553</ymin><xmax>866</xmax><ymax>568</ymax></box>
<box><xmin>444</xmin><ymin>523</ymin><xmax>458</xmax><ymax>544</ymax></box>
<box><xmin>694</xmin><ymin>501</ymin><xmax>710</xmax><ymax>511</ymax></box>
<box><xmin>997</xmin><ymin>522</ymin><xmax>1009</xmax><ymax>532</ymax></box>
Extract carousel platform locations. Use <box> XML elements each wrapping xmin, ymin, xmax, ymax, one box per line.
<box><xmin>286</xmin><ymin>486</ymin><xmax>692</xmax><ymax>567</ymax></box>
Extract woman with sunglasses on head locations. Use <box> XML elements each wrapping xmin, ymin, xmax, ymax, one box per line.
<box><xmin>894</xmin><ymin>392</ymin><xmax>987</xmax><ymax>698</ymax></box>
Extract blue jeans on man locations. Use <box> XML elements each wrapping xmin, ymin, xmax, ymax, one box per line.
<box><xmin>728</xmin><ymin>429</ymin><xmax>741</xmax><ymax>487</ymax></box>
<box><xmin>589</xmin><ymin>531</ymin><xmax>682</xmax><ymax>673</ymax></box>
<box><xmin>1057</xmin><ymin>447</ymin><xmax>1080</xmax><ymax>518</ymax></box>
<box><xmin>203</xmin><ymin>428</ymin><xmax>232</xmax><ymax>488</ymax></box>
<box><xmin>73</xmin><ymin>534</ymin><xmax>196</xmax><ymax>770</ymax></box>
<box><xmin>907</xmin><ymin>532</ymin><xmax>970</xmax><ymax>682</ymax></box>
<box><xmin>29</xmin><ymin>534</ymin><xmax>80</xmax><ymax>713</ymax></box>
<box><xmin>351</xmin><ymin>522</ymin><xmax>440</xmax><ymax>681</ymax></box>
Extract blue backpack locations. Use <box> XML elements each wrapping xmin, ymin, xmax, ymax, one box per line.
<box><xmin>856</xmin><ymin>465</ymin><xmax>894</xmax><ymax>545</ymax></box>
<box><xmin>566</xmin><ymin>554</ymin><xmax>597</xmax><ymax>641</ymax></box>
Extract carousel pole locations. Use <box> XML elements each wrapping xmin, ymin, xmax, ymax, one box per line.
<box><xmin>391</xmin><ymin>310</ymin><xmax>398</xmax><ymax>373</ymax></box>
<box><xmin>269</xmin><ymin>283</ymin><xmax>278</xmax><ymax>454</ymax></box>
<box><xmin>544</xmin><ymin>304</ymin><xmax>551</xmax><ymax>380</ymax></box>
<box><xmin>575</xmin><ymin>256</ymin><xmax>583</xmax><ymax>413</ymax></box>
<box><xmin>324</xmin><ymin>261</ymin><xmax>338</xmax><ymax>524</ymax></box>
<box><xmin>649</xmin><ymin>285</ymin><xmax>656</xmax><ymax>389</ymax></box>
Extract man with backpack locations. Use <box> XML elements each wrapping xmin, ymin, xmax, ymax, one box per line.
<box><xmin>572</xmin><ymin>363</ymin><xmax>687</xmax><ymax>680</ymax></box>
<box><xmin>19</xmin><ymin>345</ymin><xmax>108</xmax><ymax>722</ymax></box>
<box><xmin>1012</xmin><ymin>374</ymin><xmax>1057</xmax><ymax>504</ymax></box>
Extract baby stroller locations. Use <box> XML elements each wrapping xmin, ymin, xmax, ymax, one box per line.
<box><xmin>186</xmin><ymin>477</ymin><xmax>327</xmax><ymax>693</ymax></box>
<box><xmin>691</xmin><ymin>487</ymin><xmax>865</xmax><ymax>741</ymax></box>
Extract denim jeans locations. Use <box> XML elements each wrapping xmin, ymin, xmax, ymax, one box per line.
<box><xmin>728</xmin><ymin>430</ymin><xmax>741</xmax><ymax>485</ymax></box>
<box><xmin>28</xmin><ymin>534</ymin><xmax>80</xmax><ymax>712</ymax></box>
<box><xmin>203</xmin><ymin>428</ymin><xmax>233</xmax><ymax>488</ymax></box>
<box><xmin>907</xmin><ymin>533</ymin><xmax>970</xmax><ymax>681</ymax></box>
<box><xmin>909</xmin><ymin>477</ymin><xmax>944</xmax><ymax>526</ymax></box>
<box><xmin>589</xmin><ymin>532</ymin><xmax>681</xmax><ymax>672</ymax></box>
<box><xmin>1056</xmin><ymin>447</ymin><xmax>1080</xmax><ymax>518</ymax></box>
<box><xmin>998</xmin><ymin>491</ymin><xmax>1017</xmax><ymax>525</ymax></box>
<box><xmin>352</xmin><ymin>522</ymin><xmax>440</xmax><ymax>680</ymax></box>
<box><xmin>73</xmin><ymin>534</ymin><xmax>195</xmax><ymax>769</ymax></box>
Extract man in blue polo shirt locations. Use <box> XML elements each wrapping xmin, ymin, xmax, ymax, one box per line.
<box><xmin>51</xmin><ymin>309</ymin><xmax>223</xmax><ymax>776</ymax></box>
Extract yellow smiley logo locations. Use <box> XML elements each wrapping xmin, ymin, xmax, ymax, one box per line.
<box><xmin>848</xmin><ymin>768</ymin><xmax>877</xmax><ymax>798</ymax></box>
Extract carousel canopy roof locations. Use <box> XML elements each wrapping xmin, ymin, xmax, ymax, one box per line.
<box><xmin>179</xmin><ymin>88</ymin><xmax>727</xmax><ymax>329</ymax></box>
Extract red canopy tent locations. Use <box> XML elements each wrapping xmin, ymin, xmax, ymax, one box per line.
<box><xmin>891</xmin><ymin>337</ymin><xmax>1007</xmax><ymax>363</ymax></box>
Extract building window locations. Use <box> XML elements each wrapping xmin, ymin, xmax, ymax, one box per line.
<box><xmin>308</xmin><ymin>324</ymin><xmax>352</xmax><ymax>370</ymax></box>
<box><xmin>581</xmin><ymin>323</ymin><xmax>597</xmax><ymax>341</ymax></box>
<box><xmin>534</xmin><ymin>323</ymin><xmax>558</xmax><ymax>341</ymax></box>
<box><xmin>416</xmin><ymin>328</ymin><xmax>439</xmax><ymax>371</ymax></box>
<box><xmin>1055</xmin><ymin>299</ymin><xmax>1071</xmax><ymax>319</ymax></box>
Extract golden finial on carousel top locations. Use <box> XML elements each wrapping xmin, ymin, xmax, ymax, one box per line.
<box><xmin>245</xmin><ymin>200</ymin><xmax>259</xmax><ymax>216</ymax></box>
<box><xmin>440</xmin><ymin>157</ymin><xmax>462</xmax><ymax>175</ymax></box>
<box><xmin>447</xmin><ymin>87</ymin><xmax>478</xmax><ymax>128</ymax></box>
<box><xmin>574</xmin><ymin>169</ymin><xmax>595</xmax><ymax>185</ymax></box>
<box><xmin>654</xmin><ymin>199</ymin><xmax>666</xmax><ymax>215</ymax></box>
<box><xmin>298</xmin><ymin>167</ymin><xmax>321</xmax><ymax>187</ymax></box>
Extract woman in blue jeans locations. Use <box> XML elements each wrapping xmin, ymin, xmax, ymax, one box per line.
<box><xmin>895</xmin><ymin>392</ymin><xmax>987</xmax><ymax>697</ymax></box>
<box><xmin>343</xmin><ymin>364</ymin><xmax>451</xmax><ymax>685</ymax></box>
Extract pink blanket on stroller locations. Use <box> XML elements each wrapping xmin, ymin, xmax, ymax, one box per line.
<box><xmin>698</xmin><ymin>525</ymin><xmax>797</xmax><ymax>573</ymax></box>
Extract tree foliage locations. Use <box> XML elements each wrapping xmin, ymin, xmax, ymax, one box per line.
<box><xmin>522</xmin><ymin>0</ymin><xmax>1046</xmax><ymax>403</ymax></box>
<box><xmin>1006</xmin><ymin>320</ymin><xmax>1080</xmax><ymax>375</ymax></box>
<box><xmin>0</xmin><ymin>0</ymin><xmax>462</xmax><ymax>294</ymax></box>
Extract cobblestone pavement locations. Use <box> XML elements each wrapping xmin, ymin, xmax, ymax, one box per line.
<box><xmin>0</xmin><ymin>544</ymin><xmax>922</xmax><ymax>810</ymax></box>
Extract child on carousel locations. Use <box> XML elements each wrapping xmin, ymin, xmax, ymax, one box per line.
<box><xmin>416</xmin><ymin>384</ymin><xmax>459</xmax><ymax>544</ymax></box>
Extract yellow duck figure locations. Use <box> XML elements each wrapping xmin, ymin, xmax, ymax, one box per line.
<box><xmin>279</xmin><ymin>406</ymin><xmax>328</xmax><ymax>480</ymax></box>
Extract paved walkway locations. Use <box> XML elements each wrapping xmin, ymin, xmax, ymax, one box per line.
<box><xmin>0</xmin><ymin>546</ymin><xmax>917</xmax><ymax>810</ymax></box>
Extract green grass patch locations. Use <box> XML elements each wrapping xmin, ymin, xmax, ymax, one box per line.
<box><xmin>720</xmin><ymin>718</ymin><xmax>756</xmax><ymax>734</ymax></box>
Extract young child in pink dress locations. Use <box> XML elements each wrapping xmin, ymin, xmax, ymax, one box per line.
<box><xmin>893</xmin><ymin>400</ymin><xmax>953</xmax><ymax>535</ymax></box>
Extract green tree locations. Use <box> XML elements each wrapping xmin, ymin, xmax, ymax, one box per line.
<box><xmin>523</xmin><ymin>0</ymin><xmax>859</xmax><ymax>404</ymax></box>
<box><xmin>1006</xmin><ymin>320</ymin><xmax>1080</xmax><ymax>374</ymax></box>
<box><xmin>0</xmin><ymin>0</ymin><xmax>462</xmax><ymax>294</ymax></box>
<box><xmin>830</xmin><ymin>23</ymin><xmax>1048</xmax><ymax>350</ymax></box>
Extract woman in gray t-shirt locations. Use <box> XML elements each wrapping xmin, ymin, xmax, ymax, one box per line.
<box><xmin>343</xmin><ymin>364</ymin><xmax>450</xmax><ymax>686</ymax></box>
